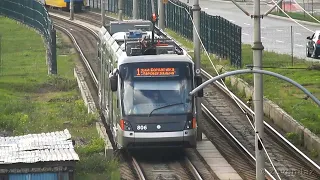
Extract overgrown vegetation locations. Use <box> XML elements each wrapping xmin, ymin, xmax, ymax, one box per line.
<box><xmin>0</xmin><ymin>16</ymin><xmax>120</xmax><ymax>179</ymax></box>
<box><xmin>286</xmin><ymin>132</ymin><xmax>302</xmax><ymax>146</ymax></box>
<box><xmin>165</xmin><ymin>28</ymin><xmax>320</xmax><ymax>135</ymax></box>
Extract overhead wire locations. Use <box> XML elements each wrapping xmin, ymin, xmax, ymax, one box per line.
<box><xmin>290</xmin><ymin>0</ymin><xmax>320</xmax><ymax>24</ymax></box>
<box><xmin>270</xmin><ymin>0</ymin><xmax>314</xmax><ymax>32</ymax></box>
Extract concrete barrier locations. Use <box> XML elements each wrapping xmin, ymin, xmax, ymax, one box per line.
<box><xmin>73</xmin><ymin>67</ymin><xmax>114</xmax><ymax>158</ymax></box>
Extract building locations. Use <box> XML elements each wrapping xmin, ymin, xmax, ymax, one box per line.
<box><xmin>0</xmin><ymin>129</ymin><xmax>79</xmax><ymax>180</ymax></box>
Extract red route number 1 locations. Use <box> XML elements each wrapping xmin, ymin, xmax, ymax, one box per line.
<box><xmin>136</xmin><ymin>68</ymin><xmax>141</xmax><ymax>76</ymax></box>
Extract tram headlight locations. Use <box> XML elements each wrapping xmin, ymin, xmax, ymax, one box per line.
<box><xmin>120</xmin><ymin>119</ymin><xmax>133</xmax><ymax>131</ymax></box>
<box><xmin>185</xmin><ymin>117</ymin><xmax>197</xmax><ymax>129</ymax></box>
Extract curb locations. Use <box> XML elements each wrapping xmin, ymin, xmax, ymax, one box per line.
<box><xmin>267</xmin><ymin>14</ymin><xmax>320</xmax><ymax>27</ymax></box>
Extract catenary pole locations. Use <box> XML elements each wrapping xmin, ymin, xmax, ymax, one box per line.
<box><xmin>70</xmin><ymin>0</ymin><xmax>74</xmax><ymax>20</ymax></box>
<box><xmin>101</xmin><ymin>0</ymin><xmax>106</xmax><ymax>25</ymax></box>
<box><xmin>118</xmin><ymin>0</ymin><xmax>124</xmax><ymax>20</ymax></box>
<box><xmin>192</xmin><ymin>0</ymin><xmax>202</xmax><ymax>141</ymax></box>
<box><xmin>158</xmin><ymin>0</ymin><xmax>165</xmax><ymax>29</ymax></box>
<box><xmin>227</xmin><ymin>0</ymin><xmax>290</xmax><ymax>178</ymax></box>
<box><xmin>133</xmin><ymin>0</ymin><xmax>138</xmax><ymax>19</ymax></box>
<box><xmin>252</xmin><ymin>0</ymin><xmax>265</xmax><ymax>177</ymax></box>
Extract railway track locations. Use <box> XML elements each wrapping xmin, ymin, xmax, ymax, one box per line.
<box><xmin>50</xmin><ymin>13</ymin><xmax>206</xmax><ymax>180</ymax></box>
<box><xmin>200</xmin><ymin>69</ymin><xmax>320</xmax><ymax>180</ymax></box>
<box><xmin>131</xmin><ymin>149</ymin><xmax>205</xmax><ymax>180</ymax></box>
<box><xmin>80</xmin><ymin>11</ymin><xmax>320</xmax><ymax>180</ymax></box>
<box><xmin>48</xmin><ymin>8</ymin><xmax>101</xmax><ymax>27</ymax></box>
<box><xmin>51</xmin><ymin>15</ymin><xmax>137</xmax><ymax>180</ymax></box>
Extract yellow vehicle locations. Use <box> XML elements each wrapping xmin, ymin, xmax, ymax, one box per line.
<box><xmin>43</xmin><ymin>0</ymin><xmax>84</xmax><ymax>12</ymax></box>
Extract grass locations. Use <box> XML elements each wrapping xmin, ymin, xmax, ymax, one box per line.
<box><xmin>165</xmin><ymin>28</ymin><xmax>320</xmax><ymax>135</ymax></box>
<box><xmin>271</xmin><ymin>11</ymin><xmax>320</xmax><ymax>23</ymax></box>
<box><xmin>0</xmin><ymin>16</ymin><xmax>120</xmax><ymax>179</ymax></box>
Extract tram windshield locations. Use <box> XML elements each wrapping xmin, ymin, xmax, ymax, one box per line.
<box><xmin>120</xmin><ymin>62</ymin><xmax>193</xmax><ymax>116</ymax></box>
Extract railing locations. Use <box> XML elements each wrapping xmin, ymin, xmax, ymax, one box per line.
<box><xmin>88</xmin><ymin>0</ymin><xmax>242</xmax><ymax>68</ymax></box>
<box><xmin>0</xmin><ymin>0</ymin><xmax>57</xmax><ymax>74</ymax></box>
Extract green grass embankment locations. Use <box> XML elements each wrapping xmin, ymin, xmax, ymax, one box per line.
<box><xmin>0</xmin><ymin>16</ymin><xmax>119</xmax><ymax>179</ymax></box>
<box><xmin>166</xmin><ymin>29</ymin><xmax>320</xmax><ymax>136</ymax></box>
<box><xmin>271</xmin><ymin>11</ymin><xmax>320</xmax><ymax>23</ymax></box>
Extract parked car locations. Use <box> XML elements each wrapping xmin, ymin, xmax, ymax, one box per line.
<box><xmin>306</xmin><ymin>30</ymin><xmax>320</xmax><ymax>59</ymax></box>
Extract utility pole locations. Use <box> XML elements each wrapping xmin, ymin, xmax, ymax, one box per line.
<box><xmin>252</xmin><ymin>0</ymin><xmax>264</xmax><ymax>178</ymax></box>
<box><xmin>158</xmin><ymin>0</ymin><xmax>165</xmax><ymax>30</ymax></box>
<box><xmin>192</xmin><ymin>0</ymin><xmax>202</xmax><ymax>141</ymax></box>
<box><xmin>133</xmin><ymin>0</ymin><xmax>138</xmax><ymax>19</ymax></box>
<box><xmin>70</xmin><ymin>0</ymin><xmax>74</xmax><ymax>20</ymax></box>
<box><xmin>118</xmin><ymin>0</ymin><xmax>123</xmax><ymax>21</ymax></box>
<box><xmin>101</xmin><ymin>0</ymin><xmax>105</xmax><ymax>25</ymax></box>
<box><xmin>228</xmin><ymin>0</ymin><xmax>285</xmax><ymax>178</ymax></box>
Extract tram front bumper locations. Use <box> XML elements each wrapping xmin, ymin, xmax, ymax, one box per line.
<box><xmin>118</xmin><ymin>129</ymin><xmax>197</xmax><ymax>148</ymax></box>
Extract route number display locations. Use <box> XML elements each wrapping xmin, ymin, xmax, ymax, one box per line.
<box><xmin>134</xmin><ymin>67</ymin><xmax>179</xmax><ymax>77</ymax></box>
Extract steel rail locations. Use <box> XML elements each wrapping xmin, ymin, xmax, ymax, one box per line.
<box><xmin>131</xmin><ymin>156</ymin><xmax>147</xmax><ymax>180</ymax></box>
<box><xmin>50</xmin><ymin>15</ymin><xmax>99</xmax><ymax>88</ymax></box>
<box><xmin>185</xmin><ymin>156</ymin><xmax>204</xmax><ymax>180</ymax></box>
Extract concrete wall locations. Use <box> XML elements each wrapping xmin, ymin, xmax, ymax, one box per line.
<box><xmin>74</xmin><ymin>67</ymin><xmax>114</xmax><ymax>157</ymax></box>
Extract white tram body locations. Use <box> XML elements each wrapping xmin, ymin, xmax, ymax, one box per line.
<box><xmin>97</xmin><ymin>20</ymin><xmax>203</xmax><ymax>149</ymax></box>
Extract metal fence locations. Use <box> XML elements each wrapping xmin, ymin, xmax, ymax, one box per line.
<box><xmin>88</xmin><ymin>0</ymin><xmax>242</xmax><ymax>68</ymax></box>
<box><xmin>0</xmin><ymin>0</ymin><xmax>57</xmax><ymax>74</ymax></box>
<box><xmin>242</xmin><ymin>26</ymin><xmax>314</xmax><ymax>65</ymax></box>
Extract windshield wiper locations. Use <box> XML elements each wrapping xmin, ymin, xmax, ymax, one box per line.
<box><xmin>148</xmin><ymin>102</ymin><xmax>184</xmax><ymax>117</ymax></box>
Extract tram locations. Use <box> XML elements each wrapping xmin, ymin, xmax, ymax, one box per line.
<box><xmin>97</xmin><ymin>17</ymin><xmax>203</xmax><ymax>149</ymax></box>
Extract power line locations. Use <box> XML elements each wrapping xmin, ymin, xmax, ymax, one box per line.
<box><xmin>270</xmin><ymin>0</ymin><xmax>313</xmax><ymax>32</ymax></box>
<box><xmin>291</xmin><ymin>0</ymin><xmax>320</xmax><ymax>24</ymax></box>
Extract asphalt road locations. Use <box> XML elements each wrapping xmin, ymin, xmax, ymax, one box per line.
<box><xmin>178</xmin><ymin>0</ymin><xmax>320</xmax><ymax>61</ymax></box>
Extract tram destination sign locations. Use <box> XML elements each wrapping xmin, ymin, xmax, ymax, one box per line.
<box><xmin>134</xmin><ymin>67</ymin><xmax>179</xmax><ymax>77</ymax></box>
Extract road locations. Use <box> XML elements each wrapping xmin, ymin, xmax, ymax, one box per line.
<box><xmin>178</xmin><ymin>0</ymin><xmax>320</xmax><ymax>61</ymax></box>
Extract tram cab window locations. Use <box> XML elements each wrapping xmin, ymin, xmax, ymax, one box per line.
<box><xmin>120</xmin><ymin>62</ymin><xmax>193</xmax><ymax>116</ymax></box>
<box><xmin>122</xmin><ymin>79</ymin><xmax>191</xmax><ymax>115</ymax></box>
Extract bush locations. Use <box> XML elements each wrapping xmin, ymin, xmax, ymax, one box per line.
<box><xmin>77</xmin><ymin>137</ymin><xmax>105</xmax><ymax>155</ymax></box>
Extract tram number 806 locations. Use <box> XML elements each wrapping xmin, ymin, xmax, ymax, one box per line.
<box><xmin>137</xmin><ymin>125</ymin><xmax>147</xmax><ymax>130</ymax></box>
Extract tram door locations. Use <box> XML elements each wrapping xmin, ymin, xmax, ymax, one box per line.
<box><xmin>112</xmin><ymin>60</ymin><xmax>120</xmax><ymax>137</ymax></box>
<box><xmin>100</xmin><ymin>48</ymin><xmax>105</xmax><ymax>110</ymax></box>
<box><xmin>108</xmin><ymin>56</ymin><xmax>114</xmax><ymax>131</ymax></box>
